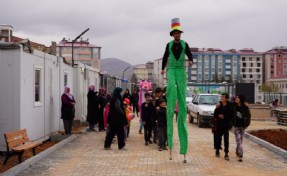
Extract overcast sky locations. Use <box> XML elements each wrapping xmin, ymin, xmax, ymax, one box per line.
<box><xmin>1</xmin><ymin>0</ymin><xmax>287</xmax><ymax>65</ymax></box>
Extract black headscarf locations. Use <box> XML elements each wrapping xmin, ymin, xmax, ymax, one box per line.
<box><xmin>113</xmin><ymin>87</ymin><xmax>123</xmax><ymax>101</ymax></box>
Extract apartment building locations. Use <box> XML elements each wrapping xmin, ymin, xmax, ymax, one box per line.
<box><xmin>238</xmin><ymin>48</ymin><xmax>264</xmax><ymax>101</ymax></box>
<box><xmin>265</xmin><ymin>46</ymin><xmax>287</xmax><ymax>93</ymax></box>
<box><xmin>134</xmin><ymin>61</ymin><xmax>154</xmax><ymax>81</ymax></box>
<box><xmin>56</xmin><ymin>38</ymin><xmax>101</xmax><ymax>69</ymax></box>
<box><xmin>153</xmin><ymin>58</ymin><xmax>165</xmax><ymax>88</ymax></box>
<box><xmin>190</xmin><ymin>48</ymin><xmax>240</xmax><ymax>83</ymax></box>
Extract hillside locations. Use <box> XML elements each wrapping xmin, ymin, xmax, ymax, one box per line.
<box><xmin>100</xmin><ymin>58</ymin><xmax>134</xmax><ymax>80</ymax></box>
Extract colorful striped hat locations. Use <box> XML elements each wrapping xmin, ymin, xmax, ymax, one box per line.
<box><xmin>170</xmin><ymin>18</ymin><xmax>183</xmax><ymax>36</ymax></box>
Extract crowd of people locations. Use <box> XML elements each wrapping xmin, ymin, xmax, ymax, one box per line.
<box><xmin>60</xmin><ymin>85</ymin><xmax>253</xmax><ymax>162</ymax></box>
<box><xmin>102</xmin><ymin>86</ymin><xmax>169</xmax><ymax>151</ymax></box>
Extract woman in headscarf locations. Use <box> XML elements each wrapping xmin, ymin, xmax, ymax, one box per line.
<box><xmin>61</xmin><ymin>86</ymin><xmax>76</xmax><ymax>135</ymax></box>
<box><xmin>104</xmin><ymin>87</ymin><xmax>128</xmax><ymax>150</ymax></box>
<box><xmin>87</xmin><ymin>85</ymin><xmax>99</xmax><ymax>131</ymax></box>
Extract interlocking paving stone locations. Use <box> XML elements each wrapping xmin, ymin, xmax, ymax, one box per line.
<box><xmin>16</xmin><ymin>118</ymin><xmax>287</xmax><ymax>176</ymax></box>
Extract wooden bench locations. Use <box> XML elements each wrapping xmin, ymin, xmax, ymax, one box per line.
<box><xmin>3</xmin><ymin>129</ymin><xmax>42</xmax><ymax>164</ymax></box>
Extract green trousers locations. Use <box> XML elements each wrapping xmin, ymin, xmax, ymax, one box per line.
<box><xmin>166</xmin><ymin>68</ymin><xmax>188</xmax><ymax>154</ymax></box>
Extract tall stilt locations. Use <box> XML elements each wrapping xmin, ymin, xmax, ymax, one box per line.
<box><xmin>169</xmin><ymin>150</ymin><xmax>172</xmax><ymax>160</ymax></box>
<box><xmin>183</xmin><ymin>154</ymin><xmax>187</xmax><ymax>163</ymax></box>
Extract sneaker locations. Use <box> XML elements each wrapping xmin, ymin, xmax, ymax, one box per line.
<box><xmin>158</xmin><ymin>148</ymin><xmax>163</xmax><ymax>151</ymax></box>
<box><xmin>148</xmin><ymin>140</ymin><xmax>153</xmax><ymax>144</ymax></box>
<box><xmin>215</xmin><ymin>150</ymin><xmax>220</xmax><ymax>157</ymax></box>
<box><xmin>224</xmin><ymin>154</ymin><xmax>229</xmax><ymax>161</ymax></box>
<box><xmin>163</xmin><ymin>147</ymin><xmax>168</xmax><ymax>150</ymax></box>
<box><xmin>104</xmin><ymin>147</ymin><xmax>111</xmax><ymax>150</ymax></box>
<box><xmin>145</xmin><ymin>142</ymin><xmax>148</xmax><ymax>146</ymax></box>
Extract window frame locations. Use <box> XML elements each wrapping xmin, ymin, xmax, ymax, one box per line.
<box><xmin>34</xmin><ymin>66</ymin><xmax>43</xmax><ymax>107</ymax></box>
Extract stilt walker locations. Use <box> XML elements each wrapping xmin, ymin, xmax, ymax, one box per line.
<box><xmin>161</xmin><ymin>18</ymin><xmax>193</xmax><ymax>163</ymax></box>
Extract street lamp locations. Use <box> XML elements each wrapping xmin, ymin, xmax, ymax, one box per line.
<box><xmin>71</xmin><ymin>28</ymin><xmax>90</xmax><ymax>67</ymax></box>
<box><xmin>122</xmin><ymin>66</ymin><xmax>130</xmax><ymax>80</ymax></box>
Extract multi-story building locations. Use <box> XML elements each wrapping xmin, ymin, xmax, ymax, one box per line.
<box><xmin>190</xmin><ymin>48</ymin><xmax>240</xmax><ymax>83</ymax></box>
<box><xmin>133</xmin><ymin>64</ymin><xmax>148</xmax><ymax>80</ymax></box>
<box><xmin>146</xmin><ymin>61</ymin><xmax>154</xmax><ymax>82</ymax></box>
<box><xmin>134</xmin><ymin>62</ymin><xmax>155</xmax><ymax>81</ymax></box>
<box><xmin>264</xmin><ymin>46</ymin><xmax>287</xmax><ymax>93</ymax></box>
<box><xmin>238</xmin><ymin>48</ymin><xmax>264</xmax><ymax>101</ymax></box>
<box><xmin>56</xmin><ymin>38</ymin><xmax>101</xmax><ymax>69</ymax></box>
<box><xmin>153</xmin><ymin>58</ymin><xmax>165</xmax><ymax>88</ymax></box>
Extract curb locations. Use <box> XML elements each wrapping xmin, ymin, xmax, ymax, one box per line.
<box><xmin>2</xmin><ymin>135</ymin><xmax>78</xmax><ymax>176</ymax></box>
<box><xmin>245</xmin><ymin>131</ymin><xmax>287</xmax><ymax>159</ymax></box>
<box><xmin>251</xmin><ymin>118</ymin><xmax>275</xmax><ymax>122</ymax></box>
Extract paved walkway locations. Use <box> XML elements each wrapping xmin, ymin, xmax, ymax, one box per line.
<box><xmin>18</xmin><ymin>118</ymin><xmax>287</xmax><ymax>176</ymax></box>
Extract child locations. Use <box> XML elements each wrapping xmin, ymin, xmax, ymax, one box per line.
<box><xmin>157</xmin><ymin>99</ymin><xmax>167</xmax><ymax>151</ymax></box>
<box><xmin>123</xmin><ymin>98</ymin><xmax>134</xmax><ymax>138</ymax></box>
<box><xmin>141</xmin><ymin>93</ymin><xmax>154</xmax><ymax>146</ymax></box>
<box><xmin>153</xmin><ymin>87</ymin><xmax>163</xmax><ymax>144</ymax></box>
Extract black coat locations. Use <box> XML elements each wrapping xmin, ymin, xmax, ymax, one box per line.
<box><xmin>141</xmin><ymin>102</ymin><xmax>154</xmax><ymax>127</ymax></box>
<box><xmin>153</xmin><ymin>98</ymin><xmax>161</xmax><ymax>123</ymax></box>
<box><xmin>61</xmin><ymin>94</ymin><xmax>76</xmax><ymax>120</ymax></box>
<box><xmin>107</xmin><ymin>98</ymin><xmax>128</xmax><ymax>127</ymax></box>
<box><xmin>157</xmin><ymin>107</ymin><xmax>167</xmax><ymax>127</ymax></box>
<box><xmin>131</xmin><ymin>92</ymin><xmax>139</xmax><ymax>105</ymax></box>
<box><xmin>213</xmin><ymin>101</ymin><xmax>233</xmax><ymax>130</ymax></box>
<box><xmin>87</xmin><ymin>91</ymin><xmax>99</xmax><ymax>124</ymax></box>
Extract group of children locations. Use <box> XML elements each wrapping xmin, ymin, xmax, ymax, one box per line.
<box><xmin>140</xmin><ymin>88</ymin><xmax>168</xmax><ymax>151</ymax></box>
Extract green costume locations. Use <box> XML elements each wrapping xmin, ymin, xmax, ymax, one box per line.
<box><xmin>166</xmin><ymin>40</ymin><xmax>188</xmax><ymax>154</ymax></box>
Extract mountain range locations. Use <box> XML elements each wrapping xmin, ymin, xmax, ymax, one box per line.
<box><xmin>100</xmin><ymin>58</ymin><xmax>134</xmax><ymax>80</ymax></box>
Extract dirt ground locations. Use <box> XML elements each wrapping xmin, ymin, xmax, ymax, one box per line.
<box><xmin>250</xmin><ymin>129</ymin><xmax>287</xmax><ymax>151</ymax></box>
<box><xmin>0</xmin><ymin>124</ymin><xmax>87</xmax><ymax>173</ymax></box>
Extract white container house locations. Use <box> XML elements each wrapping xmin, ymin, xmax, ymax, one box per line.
<box><xmin>0</xmin><ymin>42</ymin><xmax>100</xmax><ymax>151</ymax></box>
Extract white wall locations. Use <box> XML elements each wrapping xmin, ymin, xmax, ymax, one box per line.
<box><xmin>73</xmin><ymin>63</ymin><xmax>100</xmax><ymax>121</ymax></box>
<box><xmin>0</xmin><ymin>49</ymin><xmax>21</xmax><ymax>150</ymax></box>
<box><xmin>19</xmin><ymin>50</ymin><xmax>45</xmax><ymax>142</ymax></box>
<box><xmin>0</xmin><ymin>46</ymin><xmax>99</xmax><ymax>151</ymax></box>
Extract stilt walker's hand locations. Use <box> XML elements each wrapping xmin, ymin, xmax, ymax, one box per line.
<box><xmin>189</xmin><ymin>61</ymin><xmax>193</xmax><ymax>67</ymax></box>
<box><xmin>161</xmin><ymin>70</ymin><xmax>165</xmax><ymax>75</ymax></box>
